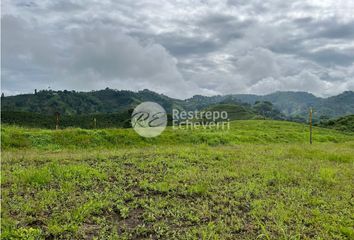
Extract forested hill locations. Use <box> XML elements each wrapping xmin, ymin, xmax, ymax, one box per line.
<box><xmin>1</xmin><ymin>89</ymin><xmax>184</xmax><ymax>115</ymax></box>
<box><xmin>198</xmin><ymin>91</ymin><xmax>354</xmax><ymax>120</ymax></box>
<box><xmin>1</xmin><ymin>88</ymin><xmax>354</xmax><ymax>120</ymax></box>
<box><xmin>229</xmin><ymin>91</ymin><xmax>354</xmax><ymax>120</ymax></box>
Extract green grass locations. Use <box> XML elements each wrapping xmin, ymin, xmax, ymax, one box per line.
<box><xmin>1</xmin><ymin>120</ymin><xmax>354</xmax><ymax>239</ymax></box>
<box><xmin>2</xmin><ymin>120</ymin><xmax>353</xmax><ymax>150</ymax></box>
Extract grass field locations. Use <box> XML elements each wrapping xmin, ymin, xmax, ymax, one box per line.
<box><xmin>1</xmin><ymin>120</ymin><xmax>354</xmax><ymax>239</ymax></box>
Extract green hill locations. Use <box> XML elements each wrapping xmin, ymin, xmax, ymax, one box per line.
<box><xmin>230</xmin><ymin>91</ymin><xmax>319</xmax><ymax>116</ymax></box>
<box><xmin>1</xmin><ymin>100</ymin><xmax>284</xmax><ymax>129</ymax></box>
<box><xmin>316</xmin><ymin>92</ymin><xmax>354</xmax><ymax>118</ymax></box>
<box><xmin>202</xmin><ymin>102</ymin><xmax>285</xmax><ymax>121</ymax></box>
<box><xmin>229</xmin><ymin>91</ymin><xmax>354</xmax><ymax>120</ymax></box>
<box><xmin>0</xmin><ymin>88</ymin><xmax>184</xmax><ymax>115</ymax></box>
<box><xmin>2</xmin><ymin>89</ymin><xmax>354</xmax><ymax>121</ymax></box>
<box><xmin>185</xmin><ymin>91</ymin><xmax>354</xmax><ymax>120</ymax></box>
<box><xmin>204</xmin><ymin>104</ymin><xmax>259</xmax><ymax>120</ymax></box>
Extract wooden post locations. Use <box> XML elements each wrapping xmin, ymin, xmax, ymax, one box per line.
<box><xmin>93</xmin><ymin>118</ymin><xmax>97</xmax><ymax>129</ymax></box>
<box><xmin>55</xmin><ymin>112</ymin><xmax>60</xmax><ymax>130</ymax></box>
<box><xmin>309</xmin><ymin>108</ymin><xmax>313</xmax><ymax>144</ymax></box>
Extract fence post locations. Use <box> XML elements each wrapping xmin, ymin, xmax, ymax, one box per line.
<box><xmin>55</xmin><ymin>112</ymin><xmax>60</xmax><ymax>130</ymax></box>
<box><xmin>309</xmin><ymin>108</ymin><xmax>313</xmax><ymax>144</ymax></box>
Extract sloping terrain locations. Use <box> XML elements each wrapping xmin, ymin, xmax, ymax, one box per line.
<box><xmin>2</xmin><ymin>120</ymin><xmax>353</xmax><ymax>150</ymax></box>
<box><xmin>1</xmin><ymin>121</ymin><xmax>353</xmax><ymax>239</ymax></box>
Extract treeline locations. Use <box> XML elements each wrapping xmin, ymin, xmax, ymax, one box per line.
<box><xmin>0</xmin><ymin>101</ymin><xmax>297</xmax><ymax>129</ymax></box>
<box><xmin>1</xmin><ymin>111</ymin><xmax>177</xmax><ymax>129</ymax></box>
<box><xmin>318</xmin><ymin>115</ymin><xmax>354</xmax><ymax>132</ymax></box>
<box><xmin>3</xmin><ymin>88</ymin><xmax>354</xmax><ymax>120</ymax></box>
<box><xmin>0</xmin><ymin>88</ymin><xmax>179</xmax><ymax>115</ymax></box>
<box><xmin>1</xmin><ymin>111</ymin><xmax>132</xmax><ymax>129</ymax></box>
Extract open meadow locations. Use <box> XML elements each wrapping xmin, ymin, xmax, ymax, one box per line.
<box><xmin>1</xmin><ymin>120</ymin><xmax>354</xmax><ymax>239</ymax></box>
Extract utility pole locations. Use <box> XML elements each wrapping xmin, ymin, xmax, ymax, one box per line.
<box><xmin>309</xmin><ymin>108</ymin><xmax>313</xmax><ymax>144</ymax></box>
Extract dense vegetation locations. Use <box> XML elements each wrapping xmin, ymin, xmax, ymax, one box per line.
<box><xmin>1</xmin><ymin>121</ymin><xmax>353</xmax><ymax>239</ymax></box>
<box><xmin>0</xmin><ymin>89</ymin><xmax>183</xmax><ymax>115</ymax></box>
<box><xmin>1</xmin><ymin>101</ymin><xmax>285</xmax><ymax>129</ymax></box>
<box><xmin>2</xmin><ymin>89</ymin><xmax>354</xmax><ymax>120</ymax></box>
<box><xmin>1</xmin><ymin>111</ymin><xmax>132</xmax><ymax>129</ymax></box>
<box><xmin>319</xmin><ymin>115</ymin><xmax>354</xmax><ymax>132</ymax></box>
<box><xmin>204</xmin><ymin>102</ymin><xmax>285</xmax><ymax>121</ymax></box>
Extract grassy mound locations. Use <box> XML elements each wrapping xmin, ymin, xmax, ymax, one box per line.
<box><xmin>2</xmin><ymin>120</ymin><xmax>353</xmax><ymax>150</ymax></box>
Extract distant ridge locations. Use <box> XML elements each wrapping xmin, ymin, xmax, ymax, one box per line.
<box><xmin>1</xmin><ymin>88</ymin><xmax>354</xmax><ymax>120</ymax></box>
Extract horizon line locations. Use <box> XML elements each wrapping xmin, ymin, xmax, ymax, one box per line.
<box><xmin>2</xmin><ymin>88</ymin><xmax>353</xmax><ymax>100</ymax></box>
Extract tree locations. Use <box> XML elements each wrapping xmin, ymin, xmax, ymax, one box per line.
<box><xmin>253</xmin><ymin>101</ymin><xmax>273</xmax><ymax>118</ymax></box>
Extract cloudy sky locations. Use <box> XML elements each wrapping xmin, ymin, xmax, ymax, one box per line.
<box><xmin>2</xmin><ymin>0</ymin><xmax>354</xmax><ymax>98</ymax></box>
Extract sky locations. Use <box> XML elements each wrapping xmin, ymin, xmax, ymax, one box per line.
<box><xmin>1</xmin><ymin>0</ymin><xmax>354</xmax><ymax>99</ymax></box>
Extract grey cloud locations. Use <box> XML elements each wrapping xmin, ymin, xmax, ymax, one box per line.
<box><xmin>50</xmin><ymin>1</ymin><xmax>84</xmax><ymax>12</ymax></box>
<box><xmin>15</xmin><ymin>0</ymin><xmax>37</xmax><ymax>8</ymax></box>
<box><xmin>303</xmin><ymin>49</ymin><xmax>354</xmax><ymax>67</ymax></box>
<box><xmin>293</xmin><ymin>17</ymin><xmax>354</xmax><ymax>40</ymax></box>
<box><xmin>1</xmin><ymin>0</ymin><xmax>354</xmax><ymax>98</ymax></box>
<box><xmin>234</xmin><ymin>48</ymin><xmax>280</xmax><ymax>85</ymax></box>
<box><xmin>155</xmin><ymin>34</ymin><xmax>220</xmax><ymax>56</ymax></box>
<box><xmin>196</xmin><ymin>13</ymin><xmax>251</xmax><ymax>42</ymax></box>
<box><xmin>316</xmin><ymin>21</ymin><xmax>354</xmax><ymax>39</ymax></box>
<box><xmin>1</xmin><ymin>15</ymin><xmax>198</xmax><ymax>98</ymax></box>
